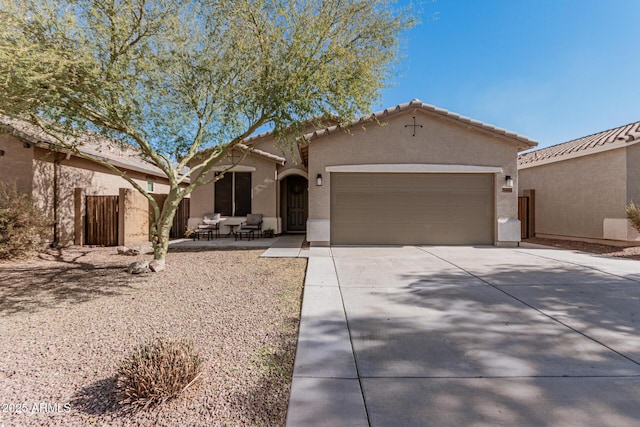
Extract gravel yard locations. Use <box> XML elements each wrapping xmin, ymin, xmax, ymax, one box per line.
<box><xmin>0</xmin><ymin>247</ymin><xmax>306</xmax><ymax>426</ymax></box>
<box><xmin>525</xmin><ymin>236</ymin><xmax>640</xmax><ymax>260</ymax></box>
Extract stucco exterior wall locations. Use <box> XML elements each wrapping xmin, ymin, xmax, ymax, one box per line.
<box><xmin>119</xmin><ymin>188</ymin><xmax>150</xmax><ymax>246</ymax></box>
<box><xmin>254</xmin><ymin>137</ymin><xmax>307</xmax><ymax>177</ymax></box>
<box><xmin>0</xmin><ymin>134</ymin><xmax>34</xmax><ymax>194</ymax></box>
<box><xmin>627</xmin><ymin>143</ymin><xmax>640</xmax><ymax>204</ymax></box>
<box><xmin>189</xmin><ymin>169</ymin><xmax>214</xmax><ymax>221</ymax></box>
<box><xmin>188</xmin><ymin>154</ymin><xmax>281</xmax><ymax>233</ymax></box>
<box><xmin>518</xmin><ymin>148</ymin><xmax>628</xmax><ymax>241</ymax></box>
<box><xmin>307</xmin><ymin>110</ymin><xmax>520</xmax><ymax>245</ymax></box>
<box><xmin>31</xmin><ymin>147</ymin><xmax>172</xmax><ymax>246</ymax></box>
<box><xmin>2</xmin><ymin>131</ymin><xmax>183</xmax><ymax>246</ymax></box>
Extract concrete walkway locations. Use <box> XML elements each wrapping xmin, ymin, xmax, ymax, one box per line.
<box><xmin>261</xmin><ymin>234</ymin><xmax>306</xmax><ymax>258</ymax></box>
<box><xmin>169</xmin><ymin>234</ymin><xmax>306</xmax><ymax>256</ymax></box>
<box><xmin>287</xmin><ymin>244</ymin><xmax>640</xmax><ymax>426</ymax></box>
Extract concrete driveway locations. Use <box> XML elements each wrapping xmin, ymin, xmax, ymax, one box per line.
<box><xmin>287</xmin><ymin>244</ymin><xmax>640</xmax><ymax>427</ymax></box>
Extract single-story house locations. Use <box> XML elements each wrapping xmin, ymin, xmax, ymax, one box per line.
<box><xmin>0</xmin><ymin>115</ymin><xmax>182</xmax><ymax>247</ymax></box>
<box><xmin>518</xmin><ymin>120</ymin><xmax>640</xmax><ymax>244</ymax></box>
<box><xmin>189</xmin><ymin>99</ymin><xmax>537</xmax><ymax>246</ymax></box>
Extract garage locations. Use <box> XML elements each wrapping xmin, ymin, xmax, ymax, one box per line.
<box><xmin>330</xmin><ymin>172</ymin><xmax>494</xmax><ymax>245</ymax></box>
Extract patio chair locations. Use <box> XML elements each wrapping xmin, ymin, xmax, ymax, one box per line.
<box><xmin>241</xmin><ymin>213</ymin><xmax>263</xmax><ymax>238</ymax></box>
<box><xmin>194</xmin><ymin>213</ymin><xmax>222</xmax><ymax>240</ymax></box>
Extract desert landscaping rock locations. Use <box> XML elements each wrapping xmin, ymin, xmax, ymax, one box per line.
<box><xmin>117</xmin><ymin>246</ymin><xmax>141</xmax><ymax>256</ymax></box>
<box><xmin>0</xmin><ymin>247</ymin><xmax>305</xmax><ymax>426</ymax></box>
<box><xmin>127</xmin><ymin>260</ymin><xmax>150</xmax><ymax>274</ymax></box>
<box><xmin>137</xmin><ymin>243</ymin><xmax>155</xmax><ymax>255</ymax></box>
<box><xmin>149</xmin><ymin>259</ymin><xmax>165</xmax><ymax>272</ymax></box>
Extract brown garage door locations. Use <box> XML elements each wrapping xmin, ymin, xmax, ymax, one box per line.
<box><xmin>330</xmin><ymin>173</ymin><xmax>494</xmax><ymax>245</ymax></box>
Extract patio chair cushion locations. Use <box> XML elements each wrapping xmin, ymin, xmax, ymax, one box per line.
<box><xmin>202</xmin><ymin>213</ymin><xmax>221</xmax><ymax>225</ymax></box>
<box><xmin>198</xmin><ymin>223</ymin><xmax>218</xmax><ymax>230</ymax></box>
<box><xmin>203</xmin><ymin>213</ymin><xmax>221</xmax><ymax>222</ymax></box>
<box><xmin>246</xmin><ymin>213</ymin><xmax>263</xmax><ymax>225</ymax></box>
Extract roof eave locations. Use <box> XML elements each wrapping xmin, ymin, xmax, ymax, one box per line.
<box><xmin>304</xmin><ymin>99</ymin><xmax>538</xmax><ymax>149</ymax></box>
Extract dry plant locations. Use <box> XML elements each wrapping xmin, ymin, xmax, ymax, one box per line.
<box><xmin>0</xmin><ymin>183</ymin><xmax>50</xmax><ymax>259</ymax></box>
<box><xmin>627</xmin><ymin>202</ymin><xmax>640</xmax><ymax>233</ymax></box>
<box><xmin>116</xmin><ymin>338</ymin><xmax>203</xmax><ymax>410</ymax></box>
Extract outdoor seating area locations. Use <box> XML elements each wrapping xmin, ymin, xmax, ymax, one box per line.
<box><xmin>241</xmin><ymin>213</ymin><xmax>263</xmax><ymax>238</ymax></box>
<box><xmin>193</xmin><ymin>213</ymin><xmax>222</xmax><ymax>240</ymax></box>
<box><xmin>192</xmin><ymin>213</ymin><xmax>263</xmax><ymax>241</ymax></box>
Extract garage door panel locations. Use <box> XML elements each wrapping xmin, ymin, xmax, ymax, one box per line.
<box><xmin>331</xmin><ymin>173</ymin><xmax>494</xmax><ymax>245</ymax></box>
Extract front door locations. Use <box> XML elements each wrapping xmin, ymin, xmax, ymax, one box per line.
<box><xmin>286</xmin><ymin>175</ymin><xmax>308</xmax><ymax>232</ymax></box>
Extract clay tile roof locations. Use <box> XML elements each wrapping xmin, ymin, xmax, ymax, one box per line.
<box><xmin>303</xmin><ymin>99</ymin><xmax>538</xmax><ymax>150</ymax></box>
<box><xmin>236</xmin><ymin>143</ymin><xmax>286</xmax><ymax>165</ymax></box>
<box><xmin>0</xmin><ymin>114</ymin><xmax>170</xmax><ymax>179</ymax></box>
<box><xmin>518</xmin><ymin>120</ymin><xmax>640</xmax><ymax>167</ymax></box>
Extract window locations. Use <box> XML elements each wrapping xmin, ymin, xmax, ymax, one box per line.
<box><xmin>147</xmin><ymin>181</ymin><xmax>154</xmax><ymax>192</ymax></box>
<box><xmin>215</xmin><ymin>172</ymin><xmax>251</xmax><ymax>216</ymax></box>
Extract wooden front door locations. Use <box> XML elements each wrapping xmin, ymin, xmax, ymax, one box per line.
<box><xmin>286</xmin><ymin>176</ymin><xmax>308</xmax><ymax>232</ymax></box>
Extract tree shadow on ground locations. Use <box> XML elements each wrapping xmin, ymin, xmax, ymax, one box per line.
<box><xmin>288</xmin><ymin>251</ymin><xmax>640</xmax><ymax>426</ymax></box>
<box><xmin>0</xmin><ymin>249</ymin><xmax>144</xmax><ymax>316</ymax></box>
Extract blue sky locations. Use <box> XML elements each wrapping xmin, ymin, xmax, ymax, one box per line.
<box><xmin>378</xmin><ymin>0</ymin><xmax>640</xmax><ymax>149</ymax></box>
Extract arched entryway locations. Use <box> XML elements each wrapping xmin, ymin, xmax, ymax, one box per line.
<box><xmin>281</xmin><ymin>175</ymin><xmax>308</xmax><ymax>233</ymax></box>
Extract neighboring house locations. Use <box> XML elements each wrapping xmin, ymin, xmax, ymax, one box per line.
<box><xmin>190</xmin><ymin>99</ymin><xmax>537</xmax><ymax>246</ymax></box>
<box><xmin>518</xmin><ymin>121</ymin><xmax>640</xmax><ymax>244</ymax></box>
<box><xmin>0</xmin><ymin>115</ymin><xmax>179</xmax><ymax>247</ymax></box>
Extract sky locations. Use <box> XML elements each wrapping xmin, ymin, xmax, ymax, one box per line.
<box><xmin>377</xmin><ymin>0</ymin><xmax>640</xmax><ymax>149</ymax></box>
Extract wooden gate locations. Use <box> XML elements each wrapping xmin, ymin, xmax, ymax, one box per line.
<box><xmin>518</xmin><ymin>196</ymin><xmax>529</xmax><ymax>239</ymax></box>
<box><xmin>149</xmin><ymin>195</ymin><xmax>190</xmax><ymax>238</ymax></box>
<box><xmin>85</xmin><ymin>195</ymin><xmax>119</xmax><ymax>246</ymax></box>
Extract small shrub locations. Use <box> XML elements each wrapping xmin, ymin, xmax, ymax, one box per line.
<box><xmin>263</xmin><ymin>228</ymin><xmax>275</xmax><ymax>238</ymax></box>
<box><xmin>627</xmin><ymin>201</ymin><xmax>640</xmax><ymax>233</ymax></box>
<box><xmin>116</xmin><ymin>338</ymin><xmax>203</xmax><ymax>409</ymax></box>
<box><xmin>0</xmin><ymin>183</ymin><xmax>50</xmax><ymax>260</ymax></box>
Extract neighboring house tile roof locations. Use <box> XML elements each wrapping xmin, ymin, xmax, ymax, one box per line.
<box><xmin>303</xmin><ymin>99</ymin><xmax>538</xmax><ymax>149</ymax></box>
<box><xmin>518</xmin><ymin>121</ymin><xmax>640</xmax><ymax>168</ymax></box>
<box><xmin>0</xmin><ymin>114</ymin><xmax>177</xmax><ymax>179</ymax></box>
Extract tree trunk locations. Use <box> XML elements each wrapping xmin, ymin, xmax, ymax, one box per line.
<box><xmin>152</xmin><ymin>224</ymin><xmax>170</xmax><ymax>262</ymax></box>
<box><xmin>150</xmin><ymin>199</ymin><xmax>179</xmax><ymax>263</ymax></box>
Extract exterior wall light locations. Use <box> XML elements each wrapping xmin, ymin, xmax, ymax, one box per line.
<box><xmin>505</xmin><ymin>175</ymin><xmax>514</xmax><ymax>188</ymax></box>
<box><xmin>316</xmin><ymin>174</ymin><xmax>323</xmax><ymax>186</ymax></box>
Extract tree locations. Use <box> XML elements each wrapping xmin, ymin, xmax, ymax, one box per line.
<box><xmin>0</xmin><ymin>0</ymin><xmax>413</xmax><ymax>265</ymax></box>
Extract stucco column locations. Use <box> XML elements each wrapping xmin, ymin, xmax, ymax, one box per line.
<box><xmin>73</xmin><ymin>187</ymin><xmax>86</xmax><ymax>246</ymax></box>
<box><xmin>118</xmin><ymin>188</ymin><xmax>150</xmax><ymax>247</ymax></box>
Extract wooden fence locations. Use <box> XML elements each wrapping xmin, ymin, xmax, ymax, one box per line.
<box><xmin>518</xmin><ymin>196</ymin><xmax>529</xmax><ymax>239</ymax></box>
<box><xmin>149</xmin><ymin>195</ymin><xmax>190</xmax><ymax>238</ymax></box>
<box><xmin>85</xmin><ymin>195</ymin><xmax>119</xmax><ymax>246</ymax></box>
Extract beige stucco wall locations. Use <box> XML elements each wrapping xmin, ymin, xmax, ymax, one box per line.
<box><xmin>31</xmin><ymin>147</ymin><xmax>172</xmax><ymax>246</ymax></box>
<box><xmin>518</xmin><ymin>148</ymin><xmax>628</xmax><ymax>241</ymax></box>
<box><xmin>188</xmin><ymin>152</ymin><xmax>282</xmax><ymax>233</ymax></box>
<box><xmin>627</xmin><ymin>143</ymin><xmax>640</xmax><ymax>204</ymax></box>
<box><xmin>307</xmin><ymin>110</ymin><xmax>521</xmax><ymax>246</ymax></box>
<box><xmin>0</xmin><ymin>134</ymin><xmax>34</xmax><ymax>194</ymax></box>
<box><xmin>2</xmin><ymin>133</ymin><xmax>181</xmax><ymax>246</ymax></box>
<box><xmin>119</xmin><ymin>188</ymin><xmax>150</xmax><ymax>246</ymax></box>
